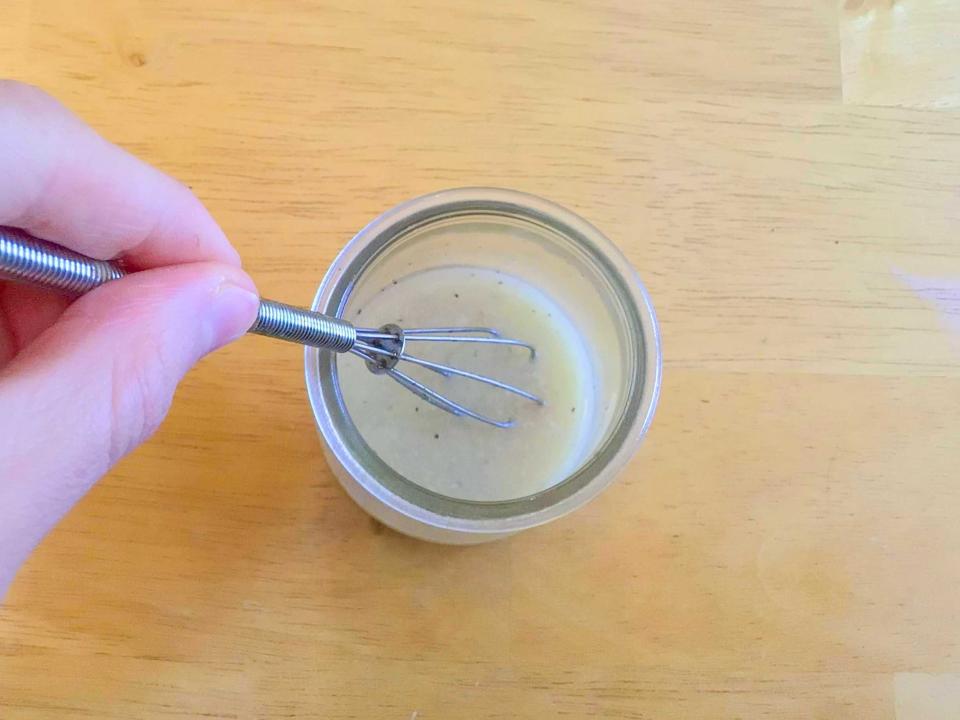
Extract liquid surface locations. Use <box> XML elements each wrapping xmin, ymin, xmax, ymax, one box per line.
<box><xmin>337</xmin><ymin>266</ymin><xmax>595</xmax><ymax>501</ymax></box>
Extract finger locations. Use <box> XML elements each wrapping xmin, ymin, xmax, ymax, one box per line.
<box><xmin>0</xmin><ymin>80</ymin><xmax>240</xmax><ymax>268</ymax></box>
<box><xmin>0</xmin><ymin>281</ymin><xmax>71</xmax><ymax>365</ymax></box>
<box><xmin>0</xmin><ymin>263</ymin><xmax>259</xmax><ymax>590</ymax></box>
<box><xmin>0</xmin><ymin>301</ymin><xmax>11</xmax><ymax>366</ymax></box>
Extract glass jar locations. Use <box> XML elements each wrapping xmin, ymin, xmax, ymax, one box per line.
<box><xmin>305</xmin><ymin>188</ymin><xmax>661</xmax><ymax>543</ymax></box>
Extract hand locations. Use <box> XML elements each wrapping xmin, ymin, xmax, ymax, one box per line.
<box><xmin>0</xmin><ymin>81</ymin><xmax>260</xmax><ymax>596</ymax></box>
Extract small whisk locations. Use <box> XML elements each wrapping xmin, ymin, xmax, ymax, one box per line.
<box><xmin>0</xmin><ymin>228</ymin><xmax>542</xmax><ymax>427</ymax></box>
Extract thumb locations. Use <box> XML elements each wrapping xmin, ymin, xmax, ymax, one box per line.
<box><xmin>0</xmin><ymin>262</ymin><xmax>258</xmax><ymax>589</ymax></box>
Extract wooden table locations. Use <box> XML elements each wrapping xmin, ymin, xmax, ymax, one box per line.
<box><xmin>2</xmin><ymin>1</ymin><xmax>959</xmax><ymax>717</ymax></box>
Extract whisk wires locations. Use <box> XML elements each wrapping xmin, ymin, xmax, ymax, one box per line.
<box><xmin>349</xmin><ymin>325</ymin><xmax>542</xmax><ymax>428</ymax></box>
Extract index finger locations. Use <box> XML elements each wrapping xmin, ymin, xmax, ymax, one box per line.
<box><xmin>0</xmin><ymin>80</ymin><xmax>240</xmax><ymax>269</ymax></box>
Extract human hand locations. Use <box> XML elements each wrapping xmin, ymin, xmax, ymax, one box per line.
<box><xmin>0</xmin><ymin>81</ymin><xmax>260</xmax><ymax>596</ymax></box>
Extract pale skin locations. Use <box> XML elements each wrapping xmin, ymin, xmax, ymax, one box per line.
<box><xmin>0</xmin><ymin>81</ymin><xmax>261</xmax><ymax>597</ymax></box>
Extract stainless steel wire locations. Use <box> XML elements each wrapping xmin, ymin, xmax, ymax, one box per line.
<box><xmin>0</xmin><ymin>227</ymin><xmax>124</xmax><ymax>291</ymax></box>
<box><xmin>0</xmin><ymin>226</ymin><xmax>541</xmax><ymax>427</ymax></box>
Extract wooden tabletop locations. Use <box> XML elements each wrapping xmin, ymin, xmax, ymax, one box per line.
<box><xmin>2</xmin><ymin>1</ymin><xmax>960</xmax><ymax>717</ymax></box>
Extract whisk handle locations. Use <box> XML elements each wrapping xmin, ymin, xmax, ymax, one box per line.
<box><xmin>0</xmin><ymin>226</ymin><xmax>357</xmax><ymax>353</ymax></box>
<box><xmin>0</xmin><ymin>226</ymin><xmax>125</xmax><ymax>291</ymax></box>
<box><xmin>248</xmin><ymin>299</ymin><xmax>356</xmax><ymax>352</ymax></box>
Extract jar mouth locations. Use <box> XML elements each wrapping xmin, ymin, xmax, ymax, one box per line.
<box><xmin>306</xmin><ymin>188</ymin><xmax>661</xmax><ymax>533</ymax></box>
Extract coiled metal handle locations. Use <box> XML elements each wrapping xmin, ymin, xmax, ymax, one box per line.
<box><xmin>248</xmin><ymin>298</ymin><xmax>355</xmax><ymax>352</ymax></box>
<box><xmin>0</xmin><ymin>226</ymin><xmax>124</xmax><ymax>291</ymax></box>
<box><xmin>0</xmin><ymin>226</ymin><xmax>357</xmax><ymax>353</ymax></box>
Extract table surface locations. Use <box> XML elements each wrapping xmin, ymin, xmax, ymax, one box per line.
<box><xmin>2</xmin><ymin>1</ymin><xmax>960</xmax><ymax>718</ymax></box>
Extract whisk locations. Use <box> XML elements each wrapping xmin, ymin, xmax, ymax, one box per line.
<box><xmin>0</xmin><ymin>227</ymin><xmax>542</xmax><ymax>428</ymax></box>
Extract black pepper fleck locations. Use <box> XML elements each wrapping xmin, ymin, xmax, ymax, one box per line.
<box><xmin>571</xmin><ymin>406</ymin><xmax>576</xmax><ymax>413</ymax></box>
<box><xmin>454</xmin><ymin>293</ymin><xmax>459</xmax><ymax>298</ymax></box>
<box><xmin>434</xmin><ymin>433</ymin><xmax>439</xmax><ymax>439</ymax></box>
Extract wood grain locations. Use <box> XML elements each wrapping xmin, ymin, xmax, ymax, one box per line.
<box><xmin>2</xmin><ymin>1</ymin><xmax>959</xmax><ymax>718</ymax></box>
<box><xmin>841</xmin><ymin>0</ymin><xmax>960</xmax><ymax>108</ymax></box>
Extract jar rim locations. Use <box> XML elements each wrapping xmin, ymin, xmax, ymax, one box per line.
<box><xmin>305</xmin><ymin>187</ymin><xmax>661</xmax><ymax>536</ymax></box>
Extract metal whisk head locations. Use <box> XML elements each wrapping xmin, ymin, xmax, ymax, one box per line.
<box><xmin>351</xmin><ymin>325</ymin><xmax>543</xmax><ymax>428</ymax></box>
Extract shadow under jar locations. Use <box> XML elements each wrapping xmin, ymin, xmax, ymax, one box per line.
<box><xmin>306</xmin><ymin>188</ymin><xmax>660</xmax><ymax>543</ymax></box>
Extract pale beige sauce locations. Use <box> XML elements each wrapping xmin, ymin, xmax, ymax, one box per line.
<box><xmin>337</xmin><ymin>266</ymin><xmax>595</xmax><ymax>501</ymax></box>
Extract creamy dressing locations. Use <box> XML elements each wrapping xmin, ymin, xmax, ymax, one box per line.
<box><xmin>336</xmin><ymin>265</ymin><xmax>595</xmax><ymax>501</ymax></box>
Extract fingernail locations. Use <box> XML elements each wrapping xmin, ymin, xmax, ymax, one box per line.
<box><xmin>206</xmin><ymin>280</ymin><xmax>260</xmax><ymax>353</ymax></box>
